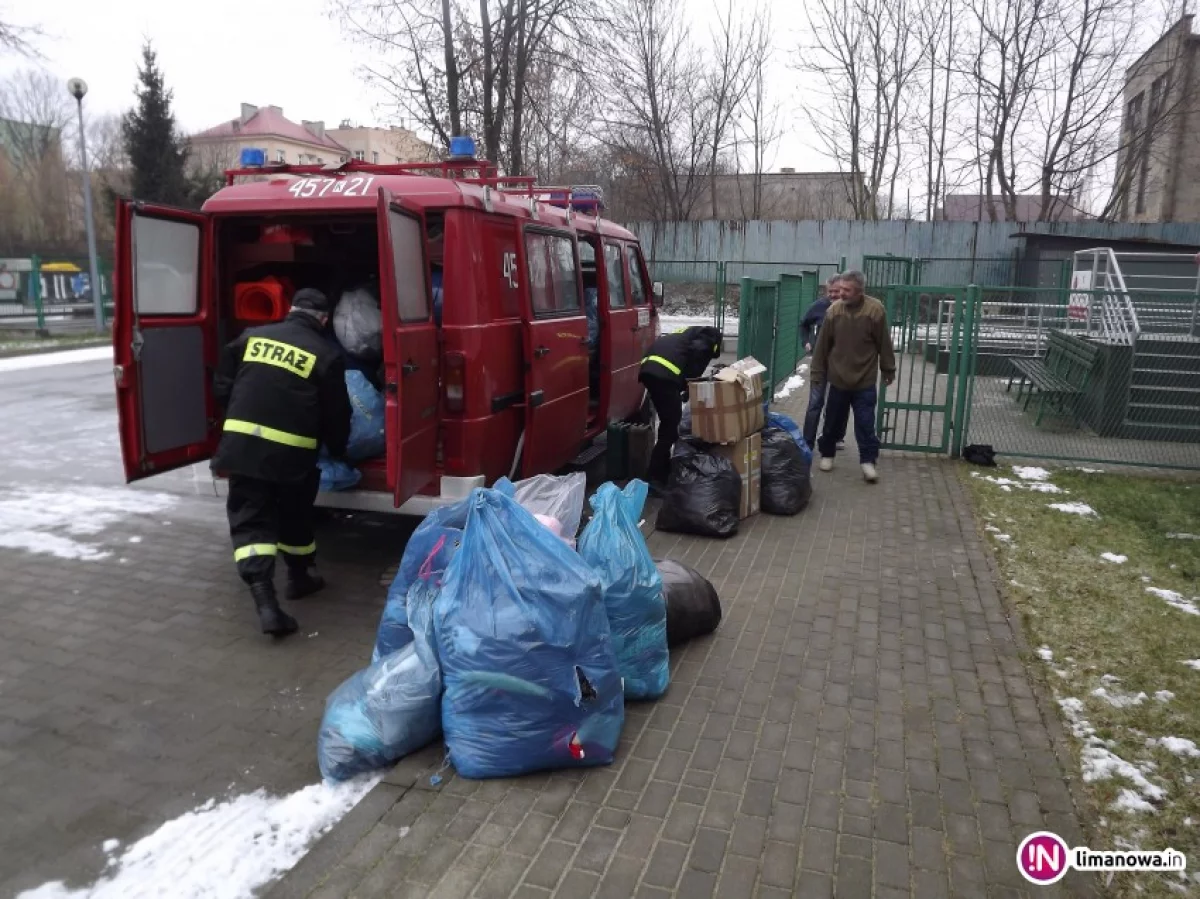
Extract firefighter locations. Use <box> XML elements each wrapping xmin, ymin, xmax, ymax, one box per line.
<box><xmin>212</xmin><ymin>288</ymin><xmax>352</xmax><ymax>637</ymax></box>
<box><xmin>639</xmin><ymin>325</ymin><xmax>723</xmax><ymax>490</ymax></box>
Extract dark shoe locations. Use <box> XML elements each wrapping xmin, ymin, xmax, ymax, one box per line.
<box><xmin>250</xmin><ymin>581</ymin><xmax>298</xmax><ymax>637</ymax></box>
<box><xmin>285</xmin><ymin>566</ymin><xmax>326</xmax><ymax>601</ymax></box>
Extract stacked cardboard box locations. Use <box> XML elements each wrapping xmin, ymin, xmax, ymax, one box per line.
<box><xmin>688</xmin><ymin>357</ymin><xmax>766</xmax><ymax>519</ymax></box>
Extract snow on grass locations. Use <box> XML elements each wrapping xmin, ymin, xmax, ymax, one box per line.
<box><xmin>1092</xmin><ymin>686</ymin><xmax>1148</xmax><ymax>708</ymax></box>
<box><xmin>1167</xmin><ymin>533</ymin><xmax>1200</xmax><ymax>541</ymax></box>
<box><xmin>0</xmin><ymin>486</ymin><xmax>176</xmax><ymax>562</ymax></box>
<box><xmin>101</xmin><ymin>840</ymin><xmax>120</xmax><ymax>854</ymax></box>
<box><xmin>1049</xmin><ymin>501</ymin><xmax>1097</xmax><ymax>516</ymax></box>
<box><xmin>0</xmin><ymin>345</ymin><xmax>112</xmax><ymax>374</ymax></box>
<box><xmin>1146</xmin><ymin>737</ymin><xmax>1200</xmax><ymax>758</ymax></box>
<box><xmin>1058</xmin><ymin>697</ymin><xmax>1166</xmax><ymax>806</ymax></box>
<box><xmin>1100</xmin><ymin>552</ymin><xmax>1128</xmax><ymax>564</ymax></box>
<box><xmin>1182</xmin><ymin>660</ymin><xmax>1200</xmax><ymax>672</ymax></box>
<box><xmin>1155</xmin><ymin>691</ymin><xmax>1176</xmax><ymax>703</ymax></box>
<box><xmin>1013</xmin><ymin>466</ymin><xmax>1052</xmax><ymax>481</ymax></box>
<box><xmin>773</xmin><ymin>372</ymin><xmax>806</xmax><ymax>400</ymax></box>
<box><xmin>971</xmin><ymin>473</ymin><xmax>1064</xmax><ymax>494</ymax></box>
<box><xmin>1145</xmin><ymin>587</ymin><xmax>1200</xmax><ymax>617</ymax></box>
<box><xmin>17</xmin><ymin>776</ymin><xmax>380</xmax><ymax>899</ymax></box>
<box><xmin>1112</xmin><ymin>790</ymin><xmax>1158</xmax><ymax>814</ymax></box>
<box><xmin>1037</xmin><ymin>646</ymin><xmax>1054</xmax><ymax>661</ymax></box>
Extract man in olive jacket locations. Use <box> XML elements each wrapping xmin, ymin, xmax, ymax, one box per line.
<box><xmin>809</xmin><ymin>270</ymin><xmax>896</xmax><ymax>482</ymax></box>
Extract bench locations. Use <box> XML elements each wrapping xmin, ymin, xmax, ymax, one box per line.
<box><xmin>1006</xmin><ymin>330</ymin><xmax>1100</xmax><ymax>426</ymax></box>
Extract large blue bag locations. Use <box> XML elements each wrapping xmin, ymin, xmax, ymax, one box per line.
<box><xmin>578</xmin><ymin>481</ymin><xmax>669</xmax><ymax>700</ymax></box>
<box><xmin>318</xmin><ymin>452</ymin><xmax>362</xmax><ymax>492</ymax></box>
<box><xmin>436</xmin><ymin>489</ymin><xmax>624</xmax><ymax>779</ymax></box>
<box><xmin>345</xmin><ymin>370</ymin><xmax>386</xmax><ymax>462</ymax></box>
<box><xmin>317</xmin><ymin>584</ymin><xmax>441</xmax><ymax>781</ymax></box>
<box><xmin>766</xmin><ymin>411</ymin><xmax>813</xmax><ymax>463</ymax></box>
<box><xmin>372</xmin><ymin>482</ymin><xmax>516</xmax><ymax>663</ymax></box>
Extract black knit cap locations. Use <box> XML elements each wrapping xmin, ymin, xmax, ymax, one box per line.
<box><xmin>291</xmin><ymin>288</ymin><xmax>331</xmax><ymax>314</ymax></box>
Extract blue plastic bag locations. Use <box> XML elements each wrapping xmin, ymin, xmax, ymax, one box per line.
<box><xmin>318</xmin><ymin>452</ymin><xmax>362</xmax><ymax>491</ymax></box>
<box><xmin>766</xmin><ymin>412</ymin><xmax>813</xmax><ymax>463</ymax></box>
<box><xmin>578</xmin><ymin>481</ymin><xmax>669</xmax><ymax>700</ymax></box>
<box><xmin>317</xmin><ymin>583</ymin><xmax>441</xmax><ymax>782</ymax></box>
<box><xmin>372</xmin><ymin>482</ymin><xmax>515</xmax><ymax>663</ymax></box>
<box><xmin>345</xmin><ymin>370</ymin><xmax>386</xmax><ymax>462</ymax></box>
<box><xmin>436</xmin><ymin>489</ymin><xmax>624</xmax><ymax>779</ymax></box>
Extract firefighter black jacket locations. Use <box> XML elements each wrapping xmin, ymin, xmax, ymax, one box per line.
<box><xmin>640</xmin><ymin>326</ymin><xmax>723</xmax><ymax>388</ymax></box>
<box><xmin>211</xmin><ymin>311</ymin><xmax>353</xmax><ymax>483</ymax></box>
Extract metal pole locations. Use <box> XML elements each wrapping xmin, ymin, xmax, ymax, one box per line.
<box><xmin>75</xmin><ymin>96</ymin><xmax>105</xmax><ymax>334</ymax></box>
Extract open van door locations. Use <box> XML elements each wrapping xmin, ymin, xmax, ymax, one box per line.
<box><xmin>113</xmin><ymin>199</ymin><xmax>217</xmax><ymax>482</ymax></box>
<box><xmin>377</xmin><ymin>189</ymin><xmax>440</xmax><ymax>507</ymax></box>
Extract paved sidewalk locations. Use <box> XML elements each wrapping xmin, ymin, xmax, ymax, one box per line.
<box><xmin>269</xmin><ymin>430</ymin><xmax>1096</xmax><ymax>896</ymax></box>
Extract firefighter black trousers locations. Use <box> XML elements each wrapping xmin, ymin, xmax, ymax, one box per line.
<box><xmin>226</xmin><ymin>470</ymin><xmax>321</xmax><ymax>584</ymax></box>
<box><xmin>641</xmin><ymin>373</ymin><xmax>684</xmax><ymax>485</ymax></box>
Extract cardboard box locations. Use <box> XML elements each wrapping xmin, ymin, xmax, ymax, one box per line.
<box><xmin>712</xmin><ymin>432</ymin><xmax>761</xmax><ymax>518</ymax></box>
<box><xmin>688</xmin><ymin>356</ymin><xmax>766</xmax><ymax>444</ymax></box>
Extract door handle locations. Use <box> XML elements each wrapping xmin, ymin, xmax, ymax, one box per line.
<box><xmin>534</xmin><ymin>345</ymin><xmax>551</xmax><ymax>359</ymax></box>
<box><xmin>402</xmin><ymin>361</ymin><xmax>419</xmax><ymax>375</ymax></box>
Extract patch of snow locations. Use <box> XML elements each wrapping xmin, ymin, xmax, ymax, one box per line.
<box><xmin>1146</xmin><ymin>737</ymin><xmax>1200</xmax><ymax>758</ymax></box>
<box><xmin>0</xmin><ymin>486</ymin><xmax>176</xmax><ymax>562</ymax></box>
<box><xmin>1092</xmin><ymin>686</ymin><xmax>1147</xmax><ymax>708</ymax></box>
<box><xmin>1024</xmin><ymin>482</ymin><xmax>1065</xmax><ymax>494</ymax></box>
<box><xmin>1181</xmin><ymin>660</ymin><xmax>1200</xmax><ymax>671</ymax></box>
<box><xmin>1186</xmin><ymin>818</ymin><xmax>1195</xmax><ymax>827</ymax></box>
<box><xmin>16</xmin><ymin>776</ymin><xmax>380</xmax><ymax>899</ymax></box>
<box><xmin>1112</xmin><ymin>789</ymin><xmax>1157</xmax><ymax>814</ymax></box>
<box><xmin>1058</xmin><ymin>697</ymin><xmax>1166</xmax><ymax>804</ymax></box>
<box><xmin>658</xmin><ymin>314</ymin><xmax>739</xmax><ymax>337</ymax></box>
<box><xmin>1049</xmin><ymin>502</ymin><xmax>1097</xmax><ymax>516</ymax></box>
<box><xmin>1166</xmin><ymin>533</ymin><xmax>1199</xmax><ymax>541</ymax></box>
<box><xmin>0</xmin><ymin>345</ymin><xmax>112</xmax><ymax>374</ymax></box>
<box><xmin>128</xmin><ymin>536</ymin><xmax>142</xmax><ymax>544</ymax></box>
<box><xmin>101</xmin><ymin>840</ymin><xmax>120</xmax><ymax>854</ymax></box>
<box><xmin>1077</xmin><ymin>467</ymin><xmax>1104</xmax><ymax>473</ymax></box>
<box><xmin>1037</xmin><ymin>645</ymin><xmax>1054</xmax><ymax>662</ymax></box>
<box><xmin>773</xmin><ymin>372</ymin><xmax>806</xmax><ymax>400</ymax></box>
<box><xmin>1145</xmin><ymin>587</ymin><xmax>1200</xmax><ymax>616</ymax></box>
<box><xmin>1100</xmin><ymin>552</ymin><xmax>1127</xmax><ymax>564</ymax></box>
<box><xmin>1142</xmin><ymin>576</ymin><xmax>1153</xmax><ymax>583</ymax></box>
<box><xmin>992</xmin><ymin>533</ymin><xmax>1012</xmax><ymax>543</ymax></box>
<box><xmin>971</xmin><ymin>473</ymin><xmax>1064</xmax><ymax>494</ymax></box>
<box><xmin>1013</xmin><ymin>465</ymin><xmax>1052</xmax><ymax>481</ymax></box>
<box><xmin>1154</xmin><ymin>691</ymin><xmax>1175</xmax><ymax>703</ymax></box>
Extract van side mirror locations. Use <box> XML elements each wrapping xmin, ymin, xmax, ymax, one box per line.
<box><xmin>652</xmin><ymin>281</ymin><xmax>665</xmax><ymax>308</ymax></box>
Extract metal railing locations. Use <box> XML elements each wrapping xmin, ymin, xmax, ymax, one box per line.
<box><xmin>1072</xmin><ymin>247</ymin><xmax>1140</xmax><ymax>346</ymax></box>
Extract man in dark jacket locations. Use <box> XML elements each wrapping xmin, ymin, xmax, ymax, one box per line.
<box><xmin>639</xmin><ymin>325</ymin><xmax>723</xmax><ymax>488</ymax></box>
<box><xmin>801</xmin><ymin>276</ymin><xmax>842</xmax><ymax>448</ymax></box>
<box><xmin>212</xmin><ymin>288</ymin><xmax>353</xmax><ymax>637</ymax></box>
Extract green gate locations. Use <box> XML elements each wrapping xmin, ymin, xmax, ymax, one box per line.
<box><xmin>738</xmin><ymin>277</ymin><xmax>780</xmax><ymax>390</ymax></box>
<box><xmin>863</xmin><ymin>255</ymin><xmax>917</xmax><ymax>293</ymax></box>
<box><xmin>876</xmin><ymin>285</ymin><xmax>976</xmax><ymax>455</ymax></box>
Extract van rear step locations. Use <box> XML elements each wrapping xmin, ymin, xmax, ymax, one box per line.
<box><xmin>569</xmin><ymin>442</ymin><xmax>608</xmax><ymax>469</ymax></box>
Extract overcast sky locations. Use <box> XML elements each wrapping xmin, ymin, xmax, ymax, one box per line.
<box><xmin>1</xmin><ymin>0</ymin><xmax>825</xmax><ymax>170</ymax></box>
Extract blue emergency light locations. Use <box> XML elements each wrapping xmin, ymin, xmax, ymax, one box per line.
<box><xmin>240</xmin><ymin>147</ymin><xmax>266</xmax><ymax>167</ymax></box>
<box><xmin>448</xmin><ymin>135</ymin><xmax>476</xmax><ymax>160</ymax></box>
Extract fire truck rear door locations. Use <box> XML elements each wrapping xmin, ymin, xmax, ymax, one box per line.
<box><xmin>377</xmin><ymin>188</ymin><xmax>440</xmax><ymax>507</ymax></box>
<box><xmin>113</xmin><ymin>199</ymin><xmax>217</xmax><ymax>482</ymax></box>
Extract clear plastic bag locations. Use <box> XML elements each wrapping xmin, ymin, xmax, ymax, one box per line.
<box><xmin>496</xmin><ymin>472</ymin><xmax>588</xmax><ymax>542</ymax></box>
<box><xmin>344</xmin><ymin>370</ymin><xmax>386</xmax><ymax>462</ymax></box>
<box><xmin>578</xmin><ymin>481</ymin><xmax>669</xmax><ymax>700</ymax></box>
<box><xmin>436</xmin><ymin>489</ymin><xmax>624</xmax><ymax>779</ymax></box>
<box><xmin>333</xmin><ymin>285</ymin><xmax>383</xmax><ymax>360</ymax></box>
<box><xmin>317</xmin><ymin>582</ymin><xmax>441</xmax><ymax>782</ymax></box>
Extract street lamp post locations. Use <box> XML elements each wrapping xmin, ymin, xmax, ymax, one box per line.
<box><xmin>68</xmin><ymin>77</ymin><xmax>105</xmax><ymax>334</ymax></box>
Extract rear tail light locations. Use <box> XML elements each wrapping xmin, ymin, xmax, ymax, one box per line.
<box><xmin>444</xmin><ymin>351</ymin><xmax>466</xmax><ymax>413</ymax></box>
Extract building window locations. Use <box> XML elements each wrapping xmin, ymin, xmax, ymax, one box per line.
<box><xmin>372</xmin><ymin>151</ymin><xmax>380</xmax><ymax>164</ymax></box>
<box><xmin>1126</xmin><ymin>92</ymin><xmax>1148</xmax><ymax>215</ymax></box>
<box><xmin>354</xmin><ymin>150</ymin><xmax>365</xmax><ymax>161</ymax></box>
<box><xmin>317</xmin><ymin>157</ymin><xmax>324</xmax><ymax>165</ymax></box>
<box><xmin>277</xmin><ymin>149</ymin><xmax>286</xmax><ymax>163</ymax></box>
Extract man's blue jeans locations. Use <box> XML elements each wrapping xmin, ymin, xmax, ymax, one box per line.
<box><xmin>817</xmin><ymin>385</ymin><xmax>880</xmax><ymax>464</ymax></box>
<box><xmin>803</xmin><ymin>382</ymin><xmax>826</xmax><ymax>449</ymax></box>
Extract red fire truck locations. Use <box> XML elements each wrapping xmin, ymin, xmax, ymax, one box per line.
<box><xmin>112</xmin><ymin>149</ymin><xmax>662</xmax><ymax>514</ymax></box>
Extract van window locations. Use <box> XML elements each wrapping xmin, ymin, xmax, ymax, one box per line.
<box><xmin>604</xmin><ymin>244</ymin><xmax>626</xmax><ymax>309</ymax></box>
<box><xmin>388</xmin><ymin>209</ymin><xmax>429</xmax><ymax>322</ymax></box>
<box><xmin>134</xmin><ymin>215</ymin><xmax>200</xmax><ymax>315</ymax></box>
<box><xmin>526</xmin><ymin>232</ymin><xmax>580</xmax><ymax>316</ymax></box>
<box><xmin>626</xmin><ymin>245</ymin><xmax>649</xmax><ymax>306</ymax></box>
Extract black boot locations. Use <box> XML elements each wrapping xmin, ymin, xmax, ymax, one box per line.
<box><xmin>285</xmin><ymin>565</ymin><xmax>326</xmax><ymax>601</ymax></box>
<box><xmin>250</xmin><ymin>580</ymin><xmax>298</xmax><ymax>637</ymax></box>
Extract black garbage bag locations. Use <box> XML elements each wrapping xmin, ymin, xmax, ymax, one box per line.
<box><xmin>760</xmin><ymin>427</ymin><xmax>812</xmax><ymax>516</ymax></box>
<box><xmin>656</xmin><ymin>560</ymin><xmax>722</xmax><ymax>647</ymax></box>
<box><xmin>655</xmin><ymin>440</ymin><xmax>740</xmax><ymax>538</ymax></box>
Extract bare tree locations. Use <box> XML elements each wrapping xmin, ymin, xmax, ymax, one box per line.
<box><xmin>0</xmin><ymin>69</ymin><xmax>73</xmax><ymax>247</ymax></box>
<box><xmin>733</xmin><ymin>10</ymin><xmax>782</xmax><ymax>220</ymax></box>
<box><xmin>701</xmin><ymin>2</ymin><xmax>759</xmax><ymax>217</ymax></box>
<box><xmin>801</xmin><ymin>0</ymin><xmax>930</xmax><ymax>219</ymax></box>
<box><xmin>0</xmin><ymin>8</ymin><xmax>41</xmax><ymax>58</ymax></box>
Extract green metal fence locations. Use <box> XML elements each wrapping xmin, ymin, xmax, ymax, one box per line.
<box><xmin>0</xmin><ymin>254</ymin><xmax>114</xmax><ymax>331</ymax></box>
<box><xmin>737</xmin><ymin>278</ymin><xmax>779</xmax><ymax>389</ymax></box>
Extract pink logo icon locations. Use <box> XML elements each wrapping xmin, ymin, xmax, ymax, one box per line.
<box><xmin>1017</xmin><ymin>831</ymin><xmax>1071</xmax><ymax>885</ymax></box>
